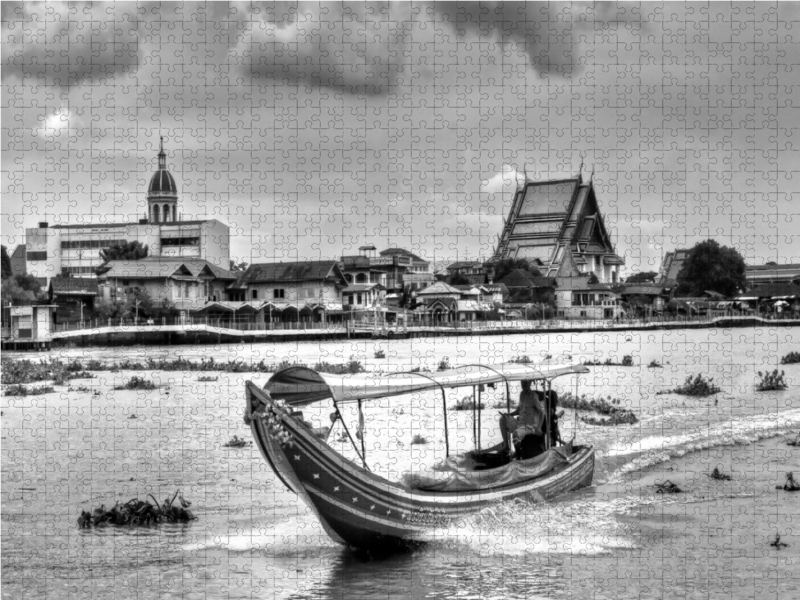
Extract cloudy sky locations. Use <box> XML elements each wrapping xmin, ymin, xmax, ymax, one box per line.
<box><xmin>3</xmin><ymin>2</ymin><xmax>799</xmax><ymax>272</ymax></box>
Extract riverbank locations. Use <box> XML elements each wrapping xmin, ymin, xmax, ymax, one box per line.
<box><xmin>4</xmin><ymin>315</ymin><xmax>798</xmax><ymax>351</ymax></box>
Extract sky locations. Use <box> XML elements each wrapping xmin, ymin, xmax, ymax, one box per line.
<box><xmin>3</xmin><ymin>2</ymin><xmax>799</xmax><ymax>273</ymax></box>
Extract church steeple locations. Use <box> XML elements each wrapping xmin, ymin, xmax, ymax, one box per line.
<box><xmin>147</xmin><ymin>137</ymin><xmax>179</xmax><ymax>223</ymax></box>
<box><xmin>158</xmin><ymin>136</ymin><xmax>166</xmax><ymax>170</ymax></box>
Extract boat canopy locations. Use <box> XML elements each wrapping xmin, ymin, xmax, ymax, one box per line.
<box><xmin>265</xmin><ymin>363</ymin><xmax>590</xmax><ymax>407</ymax></box>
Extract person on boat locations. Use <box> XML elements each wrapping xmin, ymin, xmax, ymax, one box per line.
<box><xmin>541</xmin><ymin>389</ymin><xmax>563</xmax><ymax>447</ymax></box>
<box><xmin>498</xmin><ymin>380</ymin><xmax>545</xmax><ymax>458</ymax></box>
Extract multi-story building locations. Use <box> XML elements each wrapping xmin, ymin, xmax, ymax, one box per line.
<box><xmin>745</xmin><ymin>263</ymin><xmax>800</xmax><ymax>287</ymax></box>
<box><xmin>493</xmin><ymin>173</ymin><xmax>624</xmax><ymax>283</ymax></box>
<box><xmin>23</xmin><ymin>140</ymin><xmax>230</xmax><ymax>286</ymax></box>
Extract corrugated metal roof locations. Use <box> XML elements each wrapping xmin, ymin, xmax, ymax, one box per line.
<box><xmin>239</xmin><ymin>260</ymin><xmax>343</xmax><ymax>284</ymax></box>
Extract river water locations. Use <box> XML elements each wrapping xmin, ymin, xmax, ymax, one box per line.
<box><xmin>2</xmin><ymin>326</ymin><xmax>799</xmax><ymax>599</ymax></box>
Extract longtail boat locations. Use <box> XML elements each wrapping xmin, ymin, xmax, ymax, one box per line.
<box><xmin>244</xmin><ymin>362</ymin><xmax>594</xmax><ymax>550</ymax></box>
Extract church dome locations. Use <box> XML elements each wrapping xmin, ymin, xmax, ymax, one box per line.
<box><xmin>147</xmin><ymin>138</ymin><xmax>178</xmax><ymax>196</ymax></box>
<box><xmin>148</xmin><ymin>168</ymin><xmax>178</xmax><ymax>195</ymax></box>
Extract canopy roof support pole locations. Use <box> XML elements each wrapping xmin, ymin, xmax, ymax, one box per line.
<box><xmin>333</xmin><ymin>402</ymin><xmax>370</xmax><ymax>471</ymax></box>
<box><xmin>477</xmin><ymin>384</ymin><xmax>482</xmax><ymax>450</ymax></box>
<box><xmin>545</xmin><ymin>379</ymin><xmax>552</xmax><ymax>451</ymax></box>
<box><xmin>441</xmin><ymin>388</ymin><xmax>450</xmax><ymax>457</ymax></box>
<box><xmin>358</xmin><ymin>399</ymin><xmax>367</xmax><ymax>466</ymax></box>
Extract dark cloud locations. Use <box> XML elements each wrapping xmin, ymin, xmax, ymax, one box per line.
<box><xmin>434</xmin><ymin>1</ymin><xmax>640</xmax><ymax>77</ymax></box>
<box><xmin>235</xmin><ymin>3</ymin><xmax>414</xmax><ymax>96</ymax></box>
<box><xmin>2</xmin><ymin>2</ymin><xmax>140</xmax><ymax>87</ymax></box>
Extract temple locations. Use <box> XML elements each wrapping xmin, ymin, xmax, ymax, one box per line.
<box><xmin>493</xmin><ymin>172</ymin><xmax>624</xmax><ymax>283</ymax></box>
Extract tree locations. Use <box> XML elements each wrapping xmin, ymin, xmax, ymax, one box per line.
<box><xmin>676</xmin><ymin>239</ymin><xmax>746</xmax><ymax>297</ymax></box>
<box><xmin>492</xmin><ymin>258</ymin><xmax>541</xmax><ymax>282</ymax></box>
<box><xmin>1</xmin><ymin>273</ymin><xmax>46</xmax><ymax>305</ymax></box>
<box><xmin>1</xmin><ymin>245</ymin><xmax>12</xmax><ymax>280</ymax></box>
<box><xmin>230</xmin><ymin>259</ymin><xmax>249</xmax><ymax>273</ymax></box>
<box><xmin>587</xmin><ymin>273</ymin><xmax>599</xmax><ymax>284</ymax></box>
<box><xmin>99</xmin><ymin>241</ymin><xmax>149</xmax><ymax>265</ymax></box>
<box><xmin>94</xmin><ymin>298</ymin><xmax>128</xmax><ymax>320</ymax></box>
<box><xmin>625</xmin><ymin>271</ymin><xmax>659</xmax><ymax>284</ymax></box>
<box><xmin>450</xmin><ymin>274</ymin><xmax>471</xmax><ymax>285</ymax></box>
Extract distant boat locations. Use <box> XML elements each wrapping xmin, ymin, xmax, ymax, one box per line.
<box><xmin>244</xmin><ymin>362</ymin><xmax>594</xmax><ymax>551</ymax></box>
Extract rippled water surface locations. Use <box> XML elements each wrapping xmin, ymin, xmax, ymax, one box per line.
<box><xmin>2</xmin><ymin>327</ymin><xmax>799</xmax><ymax>599</ymax></box>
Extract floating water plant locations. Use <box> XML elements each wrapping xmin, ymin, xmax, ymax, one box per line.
<box><xmin>3</xmin><ymin>384</ymin><xmax>55</xmax><ymax>396</ymax></box>
<box><xmin>77</xmin><ymin>490</ymin><xmax>196</xmax><ymax>528</ymax></box>
<box><xmin>411</xmin><ymin>434</ymin><xmax>428</xmax><ymax>445</ymax></box>
<box><xmin>559</xmin><ymin>392</ymin><xmax>639</xmax><ymax>425</ymax></box>
<box><xmin>509</xmin><ymin>355</ymin><xmax>532</xmax><ymax>364</ymax></box>
<box><xmin>657</xmin><ymin>374</ymin><xmax>721</xmax><ymax>397</ymax></box>
<box><xmin>756</xmin><ymin>369</ymin><xmax>788</xmax><ymax>391</ymax></box>
<box><xmin>648</xmin><ymin>360</ymin><xmax>663</xmax><ymax>368</ymax></box>
<box><xmin>776</xmin><ymin>472</ymin><xmax>800</xmax><ymax>492</ymax></box>
<box><xmin>374</xmin><ymin>349</ymin><xmax>386</xmax><ymax>359</ymax></box>
<box><xmin>437</xmin><ymin>357</ymin><xmax>452</xmax><ymax>371</ymax></box>
<box><xmin>655</xmin><ymin>480</ymin><xmax>682</xmax><ymax>494</ymax></box>
<box><xmin>452</xmin><ymin>396</ymin><xmax>485</xmax><ymax>411</ymax></box>
<box><xmin>584</xmin><ymin>355</ymin><xmax>635</xmax><ymax>367</ymax></box>
<box><xmin>223</xmin><ymin>435</ymin><xmax>251</xmax><ymax>448</ymax></box>
<box><xmin>197</xmin><ymin>375</ymin><xmax>219</xmax><ymax>382</ymax></box>
<box><xmin>710</xmin><ymin>467</ymin><xmax>732</xmax><ymax>481</ymax></box>
<box><xmin>114</xmin><ymin>376</ymin><xmax>157</xmax><ymax>390</ymax></box>
<box><xmin>780</xmin><ymin>352</ymin><xmax>800</xmax><ymax>365</ymax></box>
<box><xmin>770</xmin><ymin>533</ymin><xmax>789</xmax><ymax>549</ymax></box>
<box><xmin>313</xmin><ymin>357</ymin><xmax>365</xmax><ymax>375</ymax></box>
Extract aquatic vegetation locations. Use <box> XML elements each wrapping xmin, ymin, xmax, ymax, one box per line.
<box><xmin>374</xmin><ymin>349</ymin><xmax>386</xmax><ymax>359</ymax></box>
<box><xmin>770</xmin><ymin>533</ymin><xmax>789</xmax><ymax>549</ymax></box>
<box><xmin>411</xmin><ymin>434</ymin><xmax>428</xmax><ymax>445</ymax></box>
<box><xmin>756</xmin><ymin>369</ymin><xmax>788</xmax><ymax>391</ymax></box>
<box><xmin>580</xmin><ymin>412</ymin><xmax>639</xmax><ymax>426</ymax></box>
<box><xmin>77</xmin><ymin>490</ymin><xmax>196</xmax><ymax>528</ymax></box>
<box><xmin>647</xmin><ymin>360</ymin><xmax>663</xmax><ymax>368</ymax></box>
<box><xmin>196</xmin><ymin>375</ymin><xmax>219</xmax><ymax>382</ymax></box>
<box><xmin>655</xmin><ymin>480</ymin><xmax>682</xmax><ymax>494</ymax></box>
<box><xmin>710</xmin><ymin>467</ymin><xmax>732</xmax><ymax>481</ymax></box>
<box><xmin>558</xmin><ymin>392</ymin><xmax>639</xmax><ymax>425</ymax></box>
<box><xmin>67</xmin><ymin>384</ymin><xmax>95</xmax><ymax>394</ymax></box>
<box><xmin>3</xmin><ymin>384</ymin><xmax>56</xmax><ymax>396</ymax></box>
<box><xmin>786</xmin><ymin>434</ymin><xmax>800</xmax><ymax>447</ymax></box>
<box><xmin>1</xmin><ymin>357</ymin><xmax>96</xmax><ymax>385</ymax></box>
<box><xmin>223</xmin><ymin>435</ymin><xmax>251</xmax><ymax>448</ymax></box>
<box><xmin>452</xmin><ymin>396</ymin><xmax>485</xmax><ymax>411</ymax></box>
<box><xmin>657</xmin><ymin>374</ymin><xmax>721</xmax><ymax>397</ymax></box>
<box><xmin>114</xmin><ymin>376</ymin><xmax>157</xmax><ymax>390</ymax></box>
<box><xmin>1</xmin><ymin>356</ymin><xmax>313</xmax><ymax>380</ymax></box>
<box><xmin>313</xmin><ymin>357</ymin><xmax>365</xmax><ymax>375</ymax></box>
<box><xmin>584</xmin><ymin>355</ymin><xmax>635</xmax><ymax>367</ymax></box>
<box><xmin>777</xmin><ymin>472</ymin><xmax>800</xmax><ymax>492</ymax></box>
<box><xmin>509</xmin><ymin>355</ymin><xmax>532</xmax><ymax>364</ymax></box>
<box><xmin>437</xmin><ymin>357</ymin><xmax>452</xmax><ymax>371</ymax></box>
<box><xmin>780</xmin><ymin>352</ymin><xmax>800</xmax><ymax>365</ymax></box>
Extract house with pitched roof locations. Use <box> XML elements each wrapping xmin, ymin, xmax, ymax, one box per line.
<box><xmin>97</xmin><ymin>257</ymin><xmax>234</xmax><ymax>313</ymax></box>
<box><xmin>493</xmin><ymin>174</ymin><xmax>624</xmax><ymax>283</ymax></box>
<box><xmin>224</xmin><ymin>260</ymin><xmax>349</xmax><ymax>323</ymax></box>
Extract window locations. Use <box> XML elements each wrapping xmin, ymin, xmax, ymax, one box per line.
<box><xmin>357</xmin><ymin>293</ymin><xmax>362</xmax><ymax>304</ymax></box>
<box><xmin>252</xmin><ymin>289</ymin><xmax>258</xmax><ymax>300</ymax></box>
<box><xmin>161</xmin><ymin>237</ymin><xmax>200</xmax><ymax>247</ymax></box>
<box><xmin>27</xmin><ymin>251</ymin><xmax>47</xmax><ymax>261</ymax></box>
<box><xmin>348</xmin><ymin>295</ymin><xmax>354</xmax><ymax>305</ymax></box>
<box><xmin>273</xmin><ymin>289</ymin><xmax>285</xmax><ymax>299</ymax></box>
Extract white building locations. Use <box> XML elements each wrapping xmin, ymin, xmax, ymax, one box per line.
<box><xmin>23</xmin><ymin>139</ymin><xmax>230</xmax><ymax>286</ymax></box>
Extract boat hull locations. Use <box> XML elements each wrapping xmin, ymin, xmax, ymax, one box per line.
<box><xmin>245</xmin><ymin>381</ymin><xmax>595</xmax><ymax>550</ymax></box>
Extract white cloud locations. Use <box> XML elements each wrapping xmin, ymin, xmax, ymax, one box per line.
<box><xmin>480</xmin><ymin>165</ymin><xmax>523</xmax><ymax>195</ymax></box>
<box><xmin>34</xmin><ymin>107</ymin><xmax>77</xmax><ymax>138</ymax></box>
